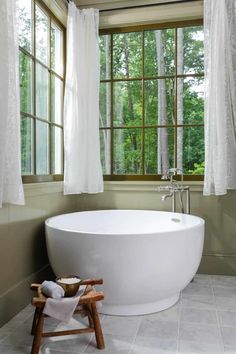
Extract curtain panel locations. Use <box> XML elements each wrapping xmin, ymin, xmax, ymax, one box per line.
<box><xmin>64</xmin><ymin>2</ymin><xmax>103</xmax><ymax>194</ymax></box>
<box><xmin>204</xmin><ymin>0</ymin><xmax>236</xmax><ymax>195</ymax></box>
<box><xmin>0</xmin><ymin>0</ymin><xmax>24</xmax><ymax>207</ymax></box>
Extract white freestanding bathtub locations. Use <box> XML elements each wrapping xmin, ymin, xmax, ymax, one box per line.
<box><xmin>45</xmin><ymin>210</ymin><xmax>204</xmax><ymax>316</ymax></box>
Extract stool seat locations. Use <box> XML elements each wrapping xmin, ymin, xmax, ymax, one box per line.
<box><xmin>30</xmin><ymin>279</ymin><xmax>105</xmax><ymax>354</ymax></box>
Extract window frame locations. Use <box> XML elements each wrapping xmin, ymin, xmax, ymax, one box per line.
<box><xmin>19</xmin><ymin>0</ymin><xmax>66</xmax><ymax>183</ymax></box>
<box><xmin>99</xmin><ymin>19</ymin><xmax>204</xmax><ymax>181</ymax></box>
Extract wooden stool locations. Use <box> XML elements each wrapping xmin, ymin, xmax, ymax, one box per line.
<box><xmin>30</xmin><ymin>279</ymin><xmax>105</xmax><ymax>354</ymax></box>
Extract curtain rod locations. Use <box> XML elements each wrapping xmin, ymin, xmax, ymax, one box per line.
<box><xmin>66</xmin><ymin>0</ymin><xmax>199</xmax><ymax>12</ymax></box>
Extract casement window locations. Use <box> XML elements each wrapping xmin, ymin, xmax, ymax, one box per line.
<box><xmin>99</xmin><ymin>21</ymin><xmax>204</xmax><ymax>180</ymax></box>
<box><xmin>18</xmin><ymin>0</ymin><xmax>65</xmax><ymax>182</ymax></box>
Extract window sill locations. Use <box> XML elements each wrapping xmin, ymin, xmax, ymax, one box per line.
<box><xmin>23</xmin><ymin>180</ymin><xmax>203</xmax><ymax>197</ymax></box>
<box><xmin>103</xmin><ymin>180</ymin><xmax>204</xmax><ymax>192</ymax></box>
<box><xmin>23</xmin><ymin>181</ymin><xmax>64</xmax><ymax>197</ymax></box>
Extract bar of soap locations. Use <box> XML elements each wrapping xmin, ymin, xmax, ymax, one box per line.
<box><xmin>58</xmin><ymin>277</ymin><xmax>81</xmax><ymax>284</ymax></box>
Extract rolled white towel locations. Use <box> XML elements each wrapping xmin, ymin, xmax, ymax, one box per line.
<box><xmin>41</xmin><ymin>280</ymin><xmax>65</xmax><ymax>299</ymax></box>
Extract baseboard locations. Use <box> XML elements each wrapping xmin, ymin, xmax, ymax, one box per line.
<box><xmin>198</xmin><ymin>254</ymin><xmax>236</xmax><ymax>275</ymax></box>
<box><xmin>0</xmin><ymin>264</ymin><xmax>54</xmax><ymax>327</ymax></box>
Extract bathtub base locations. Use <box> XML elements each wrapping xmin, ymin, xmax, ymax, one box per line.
<box><xmin>99</xmin><ymin>293</ymin><xmax>180</xmax><ymax>316</ymax></box>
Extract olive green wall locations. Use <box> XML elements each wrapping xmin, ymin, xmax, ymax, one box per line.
<box><xmin>0</xmin><ymin>183</ymin><xmax>77</xmax><ymax>327</ymax></box>
<box><xmin>76</xmin><ymin>182</ymin><xmax>236</xmax><ymax>275</ymax></box>
<box><xmin>0</xmin><ymin>181</ymin><xmax>236</xmax><ymax>327</ymax></box>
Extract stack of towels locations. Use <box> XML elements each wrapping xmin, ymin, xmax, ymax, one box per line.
<box><xmin>41</xmin><ymin>281</ymin><xmax>85</xmax><ymax>322</ymax></box>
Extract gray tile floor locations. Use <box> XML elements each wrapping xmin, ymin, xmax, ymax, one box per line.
<box><xmin>1</xmin><ymin>275</ymin><xmax>236</xmax><ymax>353</ymax></box>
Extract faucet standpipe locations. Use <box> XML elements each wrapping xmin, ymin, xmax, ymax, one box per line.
<box><xmin>159</xmin><ymin>168</ymin><xmax>190</xmax><ymax>214</ymax></box>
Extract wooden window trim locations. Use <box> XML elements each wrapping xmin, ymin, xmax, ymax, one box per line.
<box><xmin>99</xmin><ymin>19</ymin><xmax>204</xmax><ymax>181</ymax></box>
<box><xmin>20</xmin><ymin>0</ymin><xmax>66</xmax><ymax>184</ymax></box>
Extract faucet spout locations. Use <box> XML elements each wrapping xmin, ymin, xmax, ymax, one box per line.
<box><xmin>161</xmin><ymin>192</ymin><xmax>173</xmax><ymax>201</ymax></box>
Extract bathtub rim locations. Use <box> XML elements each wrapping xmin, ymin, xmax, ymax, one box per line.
<box><xmin>45</xmin><ymin>209</ymin><xmax>205</xmax><ymax>236</ymax></box>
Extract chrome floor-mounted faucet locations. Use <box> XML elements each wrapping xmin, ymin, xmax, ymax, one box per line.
<box><xmin>159</xmin><ymin>168</ymin><xmax>190</xmax><ymax>214</ymax></box>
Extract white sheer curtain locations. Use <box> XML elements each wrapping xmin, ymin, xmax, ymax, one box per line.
<box><xmin>204</xmin><ymin>0</ymin><xmax>236</xmax><ymax>196</ymax></box>
<box><xmin>0</xmin><ymin>0</ymin><xmax>24</xmax><ymax>207</ymax></box>
<box><xmin>64</xmin><ymin>2</ymin><xmax>103</xmax><ymax>195</ymax></box>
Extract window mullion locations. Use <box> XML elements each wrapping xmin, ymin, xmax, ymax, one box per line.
<box><xmin>33</xmin><ymin>0</ymin><xmax>36</xmax><ymax>175</ymax></box>
<box><xmin>110</xmin><ymin>33</ymin><xmax>114</xmax><ymax>176</ymax></box>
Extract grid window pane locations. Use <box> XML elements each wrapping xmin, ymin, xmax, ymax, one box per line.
<box><xmin>113</xmin><ymin>32</ymin><xmax>142</xmax><ymax>79</ymax></box>
<box><xmin>113</xmin><ymin>81</ymin><xmax>142</xmax><ymax>126</ymax></box>
<box><xmin>100</xmin><ymin>35</ymin><xmax>111</xmax><ymax>80</ymax></box>
<box><xmin>100</xmin><ymin>83</ymin><xmax>111</xmax><ymax>127</ymax></box>
<box><xmin>144</xmin><ymin>79</ymin><xmax>175</xmax><ymax>125</ymax></box>
<box><xmin>145</xmin><ymin>127</ymin><xmax>174</xmax><ymax>174</ymax></box>
<box><xmin>51</xmin><ymin>22</ymin><xmax>63</xmax><ymax>76</ymax></box>
<box><xmin>178</xmin><ymin>26</ymin><xmax>204</xmax><ymax>75</ymax></box>
<box><xmin>18</xmin><ymin>0</ymin><xmax>32</xmax><ymax>53</ymax></box>
<box><xmin>21</xmin><ymin>116</ymin><xmax>34</xmax><ymax>175</ymax></box>
<box><xmin>113</xmin><ymin>129</ymin><xmax>142</xmax><ymax>174</ymax></box>
<box><xmin>51</xmin><ymin>75</ymin><xmax>63</xmax><ymax>125</ymax></box>
<box><xmin>177</xmin><ymin>77</ymin><xmax>204</xmax><ymax>124</ymax></box>
<box><xmin>19</xmin><ymin>52</ymin><xmax>33</xmax><ymax>114</ymax></box>
<box><xmin>99</xmin><ymin>24</ymin><xmax>204</xmax><ymax>177</ymax></box>
<box><xmin>178</xmin><ymin>126</ymin><xmax>204</xmax><ymax>174</ymax></box>
<box><xmin>36</xmin><ymin>121</ymin><xmax>49</xmax><ymax>174</ymax></box>
<box><xmin>19</xmin><ymin>0</ymin><xmax>64</xmax><ymax>179</ymax></box>
<box><xmin>52</xmin><ymin>127</ymin><xmax>63</xmax><ymax>174</ymax></box>
<box><xmin>144</xmin><ymin>29</ymin><xmax>175</xmax><ymax>77</ymax></box>
<box><xmin>100</xmin><ymin>129</ymin><xmax>111</xmax><ymax>175</ymax></box>
<box><xmin>36</xmin><ymin>63</ymin><xmax>49</xmax><ymax>120</ymax></box>
<box><xmin>36</xmin><ymin>5</ymin><xmax>49</xmax><ymax>65</ymax></box>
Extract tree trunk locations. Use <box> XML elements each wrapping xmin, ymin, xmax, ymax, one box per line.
<box><xmin>123</xmin><ymin>35</ymin><xmax>138</xmax><ymax>174</ymax></box>
<box><xmin>177</xmin><ymin>28</ymin><xmax>183</xmax><ymax>171</ymax></box>
<box><xmin>104</xmin><ymin>36</ymin><xmax>111</xmax><ymax>174</ymax></box>
<box><xmin>155</xmin><ymin>30</ymin><xmax>169</xmax><ymax>174</ymax></box>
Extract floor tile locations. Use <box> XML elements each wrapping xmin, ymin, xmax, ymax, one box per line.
<box><xmin>182</xmin><ymin>283</ymin><xmax>213</xmax><ymax>298</ymax></box>
<box><xmin>221</xmin><ymin>326</ymin><xmax>236</xmax><ymax>346</ymax></box>
<box><xmin>215</xmin><ymin>297</ymin><xmax>236</xmax><ymax>311</ymax></box>
<box><xmin>42</xmin><ymin>334</ymin><xmax>91</xmax><ymax>353</ymax></box>
<box><xmin>180</xmin><ymin>307</ymin><xmax>217</xmax><ymax>325</ymax></box>
<box><xmin>0</xmin><ymin>327</ymin><xmax>12</xmax><ymax>343</ymax></box>
<box><xmin>41</xmin><ymin>350</ymin><xmax>82</xmax><ymax>354</ymax></box>
<box><xmin>137</xmin><ymin>318</ymin><xmax>178</xmax><ymax>340</ymax></box>
<box><xmin>101</xmin><ymin>315</ymin><xmax>141</xmax><ymax>337</ymax></box>
<box><xmin>212</xmin><ymin>276</ymin><xmax>236</xmax><ymax>288</ymax></box>
<box><xmin>2</xmin><ymin>323</ymin><xmax>33</xmax><ymax>347</ymax></box>
<box><xmin>218</xmin><ymin>311</ymin><xmax>236</xmax><ymax>327</ymax></box>
<box><xmin>213</xmin><ymin>287</ymin><xmax>236</xmax><ymax>299</ymax></box>
<box><xmin>179</xmin><ymin>322</ymin><xmax>221</xmax><ymax>345</ymax></box>
<box><xmin>142</xmin><ymin>304</ymin><xmax>179</xmax><ymax>323</ymax></box>
<box><xmin>194</xmin><ymin>274</ymin><xmax>213</xmax><ymax>285</ymax></box>
<box><xmin>224</xmin><ymin>344</ymin><xmax>236</xmax><ymax>353</ymax></box>
<box><xmin>0</xmin><ymin>344</ymin><xmax>32</xmax><ymax>354</ymax></box>
<box><xmin>131</xmin><ymin>336</ymin><xmax>177</xmax><ymax>354</ymax></box>
<box><xmin>180</xmin><ymin>296</ymin><xmax>215</xmax><ymax>310</ymax></box>
<box><xmin>2</xmin><ymin>275</ymin><xmax>236</xmax><ymax>354</ymax></box>
<box><xmin>178</xmin><ymin>340</ymin><xmax>223</xmax><ymax>353</ymax></box>
<box><xmin>84</xmin><ymin>334</ymin><xmax>133</xmax><ymax>353</ymax></box>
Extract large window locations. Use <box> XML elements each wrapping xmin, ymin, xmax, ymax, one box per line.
<box><xmin>18</xmin><ymin>0</ymin><xmax>65</xmax><ymax>182</ymax></box>
<box><xmin>99</xmin><ymin>21</ymin><xmax>204</xmax><ymax>180</ymax></box>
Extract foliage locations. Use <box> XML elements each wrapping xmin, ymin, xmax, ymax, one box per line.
<box><xmin>19</xmin><ymin>0</ymin><xmax>204</xmax><ymax>177</ymax></box>
<box><xmin>99</xmin><ymin>25</ymin><xmax>204</xmax><ymax>176</ymax></box>
<box><xmin>18</xmin><ymin>0</ymin><xmax>63</xmax><ymax>175</ymax></box>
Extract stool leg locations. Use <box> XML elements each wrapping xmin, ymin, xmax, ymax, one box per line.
<box><xmin>31</xmin><ymin>310</ymin><xmax>44</xmax><ymax>354</ymax></box>
<box><xmin>91</xmin><ymin>302</ymin><xmax>105</xmax><ymax>349</ymax></box>
<box><xmin>31</xmin><ymin>308</ymin><xmax>40</xmax><ymax>335</ymax></box>
<box><xmin>85</xmin><ymin>304</ymin><xmax>94</xmax><ymax>328</ymax></box>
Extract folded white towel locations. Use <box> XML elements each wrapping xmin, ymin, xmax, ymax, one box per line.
<box><xmin>43</xmin><ymin>286</ymin><xmax>86</xmax><ymax>323</ymax></box>
<box><xmin>41</xmin><ymin>281</ymin><xmax>65</xmax><ymax>299</ymax></box>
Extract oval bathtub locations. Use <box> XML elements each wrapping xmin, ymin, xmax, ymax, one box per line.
<box><xmin>45</xmin><ymin>210</ymin><xmax>204</xmax><ymax>316</ymax></box>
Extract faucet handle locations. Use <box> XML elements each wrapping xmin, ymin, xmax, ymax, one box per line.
<box><xmin>161</xmin><ymin>174</ymin><xmax>169</xmax><ymax>180</ymax></box>
<box><xmin>159</xmin><ymin>186</ymin><xmax>170</xmax><ymax>192</ymax></box>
